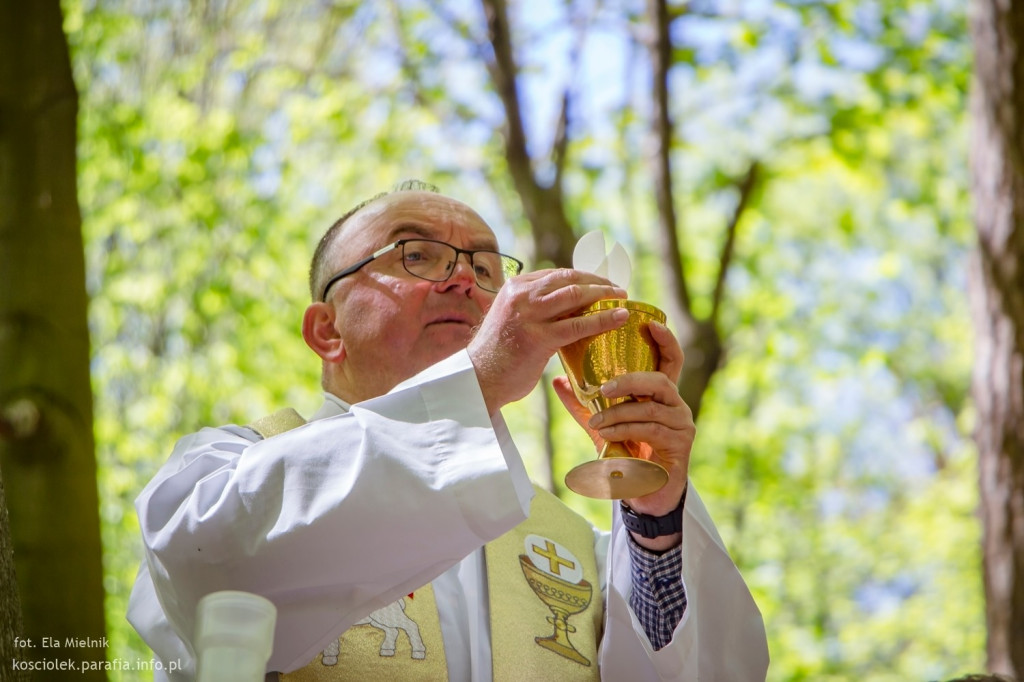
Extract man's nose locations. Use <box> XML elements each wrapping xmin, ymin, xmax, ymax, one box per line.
<box><xmin>438</xmin><ymin>254</ymin><xmax>476</xmax><ymax>294</ymax></box>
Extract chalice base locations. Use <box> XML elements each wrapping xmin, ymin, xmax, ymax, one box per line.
<box><xmin>564</xmin><ymin>456</ymin><xmax>668</xmax><ymax>500</ymax></box>
<box><xmin>536</xmin><ymin>635</ymin><xmax>592</xmax><ymax>667</ymax></box>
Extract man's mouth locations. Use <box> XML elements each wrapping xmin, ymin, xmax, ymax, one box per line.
<box><xmin>427</xmin><ymin>315</ymin><xmax>475</xmax><ymax>326</ymax></box>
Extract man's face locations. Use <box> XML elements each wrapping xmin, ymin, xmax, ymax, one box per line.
<box><xmin>322</xmin><ymin>191</ymin><xmax>501</xmax><ymax>401</ymax></box>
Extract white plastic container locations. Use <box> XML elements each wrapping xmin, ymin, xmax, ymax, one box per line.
<box><xmin>195</xmin><ymin>590</ymin><xmax>277</xmax><ymax>682</ymax></box>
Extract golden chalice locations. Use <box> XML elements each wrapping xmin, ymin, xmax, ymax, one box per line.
<box><xmin>519</xmin><ymin>554</ymin><xmax>593</xmax><ymax>666</ymax></box>
<box><xmin>557</xmin><ymin>299</ymin><xmax>669</xmax><ymax>499</ymax></box>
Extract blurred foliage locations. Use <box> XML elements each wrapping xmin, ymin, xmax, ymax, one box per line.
<box><xmin>62</xmin><ymin>0</ymin><xmax>978</xmax><ymax>679</ymax></box>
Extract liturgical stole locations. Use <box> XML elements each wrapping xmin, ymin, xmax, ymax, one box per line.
<box><xmin>249</xmin><ymin>409</ymin><xmax>604</xmax><ymax>681</ymax></box>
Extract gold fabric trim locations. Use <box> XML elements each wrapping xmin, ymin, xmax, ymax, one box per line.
<box><xmin>280</xmin><ymin>585</ymin><xmax>447</xmax><ymax>681</ymax></box>
<box><xmin>486</xmin><ymin>487</ymin><xmax>602</xmax><ymax>681</ymax></box>
<box><xmin>248</xmin><ymin>408</ymin><xmax>307</xmax><ymax>439</ymax></box>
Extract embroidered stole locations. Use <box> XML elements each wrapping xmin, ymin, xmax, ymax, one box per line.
<box><xmin>280</xmin><ymin>583</ymin><xmax>447</xmax><ymax>681</ymax></box>
<box><xmin>250</xmin><ymin>410</ymin><xmax>603</xmax><ymax>681</ymax></box>
<box><xmin>485</xmin><ymin>486</ymin><xmax>602</xmax><ymax>682</ymax></box>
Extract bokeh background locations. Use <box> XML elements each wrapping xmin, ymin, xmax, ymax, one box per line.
<box><xmin>5</xmin><ymin>0</ymin><xmax>994</xmax><ymax>680</ymax></box>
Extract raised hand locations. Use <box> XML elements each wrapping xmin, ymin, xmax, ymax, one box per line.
<box><xmin>553</xmin><ymin>321</ymin><xmax>694</xmax><ymax>550</ymax></box>
<box><xmin>468</xmin><ymin>269</ymin><xmax>628</xmax><ymax>414</ymax></box>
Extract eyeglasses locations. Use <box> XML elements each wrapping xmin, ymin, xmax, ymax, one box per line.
<box><xmin>321</xmin><ymin>238</ymin><xmax>524</xmax><ymax>301</ymax></box>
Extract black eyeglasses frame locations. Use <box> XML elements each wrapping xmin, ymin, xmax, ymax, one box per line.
<box><xmin>320</xmin><ymin>238</ymin><xmax>523</xmax><ymax>302</ymax></box>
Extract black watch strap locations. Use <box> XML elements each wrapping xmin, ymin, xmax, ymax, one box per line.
<box><xmin>619</xmin><ymin>490</ymin><xmax>686</xmax><ymax>539</ymax></box>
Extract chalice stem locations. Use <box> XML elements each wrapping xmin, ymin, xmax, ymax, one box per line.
<box><xmin>544</xmin><ymin>608</ymin><xmax>572</xmax><ymax>645</ymax></box>
<box><xmin>598</xmin><ymin>440</ymin><xmax>634</xmax><ymax>460</ymax></box>
<box><xmin>535</xmin><ymin>607</ymin><xmax>590</xmax><ymax>666</ymax></box>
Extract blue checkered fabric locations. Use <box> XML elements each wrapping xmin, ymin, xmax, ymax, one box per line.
<box><xmin>627</xmin><ymin>535</ymin><xmax>687</xmax><ymax>650</ymax></box>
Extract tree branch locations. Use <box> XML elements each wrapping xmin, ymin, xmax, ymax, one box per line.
<box><xmin>710</xmin><ymin>160</ymin><xmax>760</xmax><ymax>326</ymax></box>
<box><xmin>645</xmin><ymin>0</ymin><xmax>691</xmax><ymax>314</ymax></box>
<box><xmin>552</xmin><ymin>89</ymin><xmax>571</xmax><ymax>194</ymax></box>
<box><xmin>481</xmin><ymin>0</ymin><xmax>532</xmax><ymax>188</ymax></box>
<box><xmin>552</xmin><ymin>3</ymin><xmax>590</xmax><ymax>193</ymax></box>
<box><xmin>479</xmin><ymin>0</ymin><xmax>575</xmax><ymax>268</ymax></box>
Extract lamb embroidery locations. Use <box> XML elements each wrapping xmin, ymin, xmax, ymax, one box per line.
<box><xmin>321</xmin><ymin>595</ymin><xmax>426</xmax><ymax>665</ymax></box>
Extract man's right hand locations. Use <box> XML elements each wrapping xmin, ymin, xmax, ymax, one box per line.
<box><xmin>467</xmin><ymin>268</ymin><xmax>628</xmax><ymax>414</ymax></box>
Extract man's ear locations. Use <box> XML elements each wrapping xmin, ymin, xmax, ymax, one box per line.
<box><xmin>302</xmin><ymin>302</ymin><xmax>346</xmax><ymax>363</ymax></box>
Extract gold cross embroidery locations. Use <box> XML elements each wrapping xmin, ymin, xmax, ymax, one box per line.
<box><xmin>532</xmin><ymin>540</ymin><xmax>575</xmax><ymax>576</ymax></box>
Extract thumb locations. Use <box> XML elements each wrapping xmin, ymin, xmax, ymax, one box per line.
<box><xmin>552</xmin><ymin>376</ymin><xmax>603</xmax><ymax>449</ymax></box>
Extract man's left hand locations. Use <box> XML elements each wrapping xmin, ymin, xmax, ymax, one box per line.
<box><xmin>552</xmin><ymin>320</ymin><xmax>694</xmax><ymax>551</ymax></box>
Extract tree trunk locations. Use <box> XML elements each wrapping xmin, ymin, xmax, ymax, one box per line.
<box><xmin>969</xmin><ymin>0</ymin><xmax>1024</xmax><ymax>676</ymax></box>
<box><xmin>643</xmin><ymin>0</ymin><xmax>755</xmax><ymax>422</ymax></box>
<box><xmin>0</xmin><ymin>0</ymin><xmax>107</xmax><ymax>677</ymax></box>
<box><xmin>0</xmin><ymin>469</ymin><xmax>29</xmax><ymax>681</ymax></box>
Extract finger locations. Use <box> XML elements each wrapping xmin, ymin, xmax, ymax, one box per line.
<box><xmin>552</xmin><ymin>376</ymin><xmax>603</xmax><ymax>448</ymax></box>
<box><xmin>596</xmin><ymin>420</ymin><xmax>689</xmax><ymax>450</ymax></box>
<box><xmin>551</xmin><ymin>376</ymin><xmax>590</xmax><ymax>429</ymax></box>
<box><xmin>550</xmin><ymin>307</ymin><xmax>629</xmax><ymax>346</ymax></box>
<box><xmin>535</xmin><ymin>282</ymin><xmax>628</xmax><ymax>318</ymax></box>
<box><xmin>591</xmin><ymin>397</ymin><xmax>692</xmax><ymax>432</ymax></box>
<box><xmin>648</xmin><ymin>321</ymin><xmax>684</xmax><ymax>384</ymax></box>
<box><xmin>529</xmin><ymin>268</ymin><xmax>625</xmax><ymax>301</ymax></box>
<box><xmin>546</xmin><ymin>284</ymin><xmax>629</xmax><ymax>317</ymax></box>
<box><xmin>596</xmin><ymin>420</ymin><xmax>695</xmax><ymax>472</ymax></box>
<box><xmin>534</xmin><ymin>267</ymin><xmax>624</xmax><ymax>289</ymax></box>
<box><xmin>599</xmin><ymin>371</ymin><xmax>685</xmax><ymax>407</ymax></box>
<box><xmin>524</xmin><ymin>267</ymin><xmax>623</xmax><ymax>295</ymax></box>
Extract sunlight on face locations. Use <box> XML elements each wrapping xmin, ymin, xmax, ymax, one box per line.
<box><xmin>325</xmin><ymin>191</ymin><xmax>502</xmax><ymax>401</ymax></box>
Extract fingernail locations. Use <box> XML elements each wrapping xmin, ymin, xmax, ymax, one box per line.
<box><xmin>612</xmin><ymin>309</ymin><xmax>629</xmax><ymax>323</ymax></box>
<box><xmin>589</xmin><ymin>413</ymin><xmax>604</xmax><ymax>428</ymax></box>
<box><xmin>652</xmin><ymin>321</ymin><xmax>667</xmax><ymax>332</ymax></box>
<box><xmin>601</xmin><ymin>380</ymin><xmax>617</xmax><ymax>395</ymax></box>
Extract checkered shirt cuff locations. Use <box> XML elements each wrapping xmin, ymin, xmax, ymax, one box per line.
<box><xmin>626</xmin><ymin>534</ymin><xmax>687</xmax><ymax>651</ymax></box>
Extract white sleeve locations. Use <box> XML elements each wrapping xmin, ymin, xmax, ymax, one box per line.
<box><xmin>598</xmin><ymin>485</ymin><xmax>769</xmax><ymax>681</ymax></box>
<box><xmin>128</xmin><ymin>350</ymin><xmax>533</xmax><ymax>675</ymax></box>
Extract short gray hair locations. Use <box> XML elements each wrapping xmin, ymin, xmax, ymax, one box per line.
<box><xmin>309</xmin><ymin>180</ymin><xmax>440</xmax><ymax>301</ymax></box>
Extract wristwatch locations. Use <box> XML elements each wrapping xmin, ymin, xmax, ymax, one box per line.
<box><xmin>619</xmin><ymin>490</ymin><xmax>686</xmax><ymax>539</ymax></box>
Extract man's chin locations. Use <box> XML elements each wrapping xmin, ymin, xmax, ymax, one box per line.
<box><xmin>427</xmin><ymin>321</ymin><xmax>475</xmax><ymax>339</ymax></box>
<box><xmin>420</xmin><ymin>327</ymin><xmax>474</xmax><ymax>360</ymax></box>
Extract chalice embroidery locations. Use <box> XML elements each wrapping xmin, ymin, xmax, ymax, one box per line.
<box><xmin>519</xmin><ymin>533</ymin><xmax>592</xmax><ymax>666</ymax></box>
